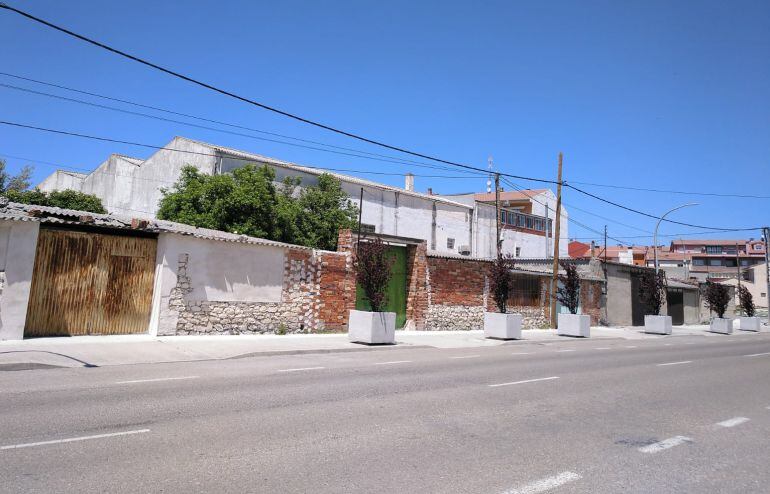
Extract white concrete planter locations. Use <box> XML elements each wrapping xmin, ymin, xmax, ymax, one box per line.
<box><xmin>644</xmin><ymin>315</ymin><xmax>672</xmax><ymax>335</ymax></box>
<box><xmin>709</xmin><ymin>317</ymin><xmax>733</xmax><ymax>334</ymax></box>
<box><xmin>735</xmin><ymin>317</ymin><xmax>761</xmax><ymax>332</ymax></box>
<box><xmin>348</xmin><ymin>309</ymin><xmax>396</xmax><ymax>344</ymax></box>
<box><xmin>483</xmin><ymin>312</ymin><xmax>522</xmax><ymax>340</ymax></box>
<box><xmin>557</xmin><ymin>313</ymin><xmax>590</xmax><ymax>337</ymax></box>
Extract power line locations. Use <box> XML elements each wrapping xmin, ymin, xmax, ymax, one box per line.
<box><xmin>569</xmin><ymin>179</ymin><xmax>770</xmax><ymax>200</ymax></box>
<box><xmin>0</xmin><ymin>81</ymin><xmax>487</xmax><ymax>176</ymax></box>
<box><xmin>0</xmin><ymin>72</ymin><xmax>472</xmax><ymax>173</ymax></box>
<box><xmin>566</xmin><ymin>183</ymin><xmax>763</xmax><ymax>232</ymax></box>
<box><xmin>0</xmin><ymin>3</ymin><xmax>559</xmax><ymax>182</ymax></box>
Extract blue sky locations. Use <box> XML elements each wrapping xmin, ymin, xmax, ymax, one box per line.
<box><xmin>1</xmin><ymin>0</ymin><xmax>768</xmax><ymax>244</ymax></box>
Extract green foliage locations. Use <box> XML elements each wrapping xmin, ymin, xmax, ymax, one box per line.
<box><xmin>4</xmin><ymin>188</ymin><xmax>107</xmax><ymax>214</ymax></box>
<box><xmin>703</xmin><ymin>281</ymin><xmax>731</xmax><ymax>319</ymax></box>
<box><xmin>0</xmin><ymin>159</ymin><xmax>33</xmax><ymax>193</ymax></box>
<box><xmin>0</xmin><ymin>159</ymin><xmax>106</xmax><ymax>214</ymax></box>
<box><xmin>639</xmin><ymin>270</ymin><xmax>667</xmax><ymax>316</ymax></box>
<box><xmin>488</xmin><ymin>254</ymin><xmax>515</xmax><ymax>313</ymax></box>
<box><xmin>556</xmin><ymin>261</ymin><xmax>581</xmax><ymax>315</ymax></box>
<box><xmin>737</xmin><ymin>285</ymin><xmax>756</xmax><ymax>318</ymax></box>
<box><xmin>157</xmin><ymin>165</ymin><xmax>358</xmax><ymax>250</ymax></box>
<box><xmin>354</xmin><ymin>238</ymin><xmax>394</xmax><ymax>313</ymax></box>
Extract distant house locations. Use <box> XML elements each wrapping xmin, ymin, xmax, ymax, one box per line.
<box><xmin>568</xmin><ymin>240</ymin><xmax>646</xmax><ymax>266</ymax></box>
<box><xmin>37</xmin><ymin>136</ymin><xmax>568</xmax><ymax>259</ymax></box>
<box><xmin>645</xmin><ymin>239</ymin><xmax>766</xmax><ymax>282</ymax></box>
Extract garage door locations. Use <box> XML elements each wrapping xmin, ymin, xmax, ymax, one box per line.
<box><xmin>24</xmin><ymin>227</ymin><xmax>157</xmax><ymax>337</ymax></box>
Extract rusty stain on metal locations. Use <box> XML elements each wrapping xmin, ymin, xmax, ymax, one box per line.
<box><xmin>24</xmin><ymin>228</ymin><xmax>157</xmax><ymax>337</ymax></box>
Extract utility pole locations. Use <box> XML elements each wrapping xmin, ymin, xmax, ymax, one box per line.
<box><xmin>495</xmin><ymin>172</ymin><xmax>501</xmax><ymax>258</ymax></box>
<box><xmin>764</xmin><ymin>227</ymin><xmax>770</xmax><ymax>325</ymax></box>
<box><xmin>604</xmin><ymin>225</ymin><xmax>608</xmax><ymax>265</ymax></box>
<box><xmin>550</xmin><ymin>152</ymin><xmax>563</xmax><ymax>328</ymax></box>
<box><xmin>544</xmin><ymin>205</ymin><xmax>550</xmax><ymax>259</ymax></box>
<box><xmin>356</xmin><ymin>187</ymin><xmax>363</xmax><ymax>255</ymax></box>
<box><xmin>735</xmin><ymin>242</ymin><xmax>742</xmax><ymax>315</ymax></box>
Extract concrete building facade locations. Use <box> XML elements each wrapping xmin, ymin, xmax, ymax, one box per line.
<box><xmin>37</xmin><ymin>136</ymin><xmax>567</xmax><ymax>259</ymax></box>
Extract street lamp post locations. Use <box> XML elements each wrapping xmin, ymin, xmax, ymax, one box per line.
<box><xmin>654</xmin><ymin>203</ymin><xmax>699</xmax><ymax>274</ymax></box>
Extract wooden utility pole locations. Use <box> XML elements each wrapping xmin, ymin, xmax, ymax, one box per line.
<box><xmin>495</xmin><ymin>173</ymin><xmax>501</xmax><ymax>258</ymax></box>
<box><xmin>764</xmin><ymin>227</ymin><xmax>770</xmax><ymax>326</ymax></box>
<box><xmin>604</xmin><ymin>225</ymin><xmax>608</xmax><ymax>265</ymax></box>
<box><xmin>550</xmin><ymin>152</ymin><xmax>564</xmax><ymax>328</ymax></box>
<box><xmin>356</xmin><ymin>187</ymin><xmax>363</xmax><ymax>255</ymax></box>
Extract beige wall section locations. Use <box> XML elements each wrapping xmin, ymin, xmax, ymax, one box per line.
<box><xmin>0</xmin><ymin>220</ymin><xmax>40</xmax><ymax>340</ymax></box>
<box><xmin>148</xmin><ymin>233</ymin><xmax>286</xmax><ymax>336</ymax></box>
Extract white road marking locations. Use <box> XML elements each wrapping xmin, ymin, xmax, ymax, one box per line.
<box><xmin>638</xmin><ymin>436</ymin><xmax>692</xmax><ymax>454</ymax></box>
<box><xmin>450</xmin><ymin>355</ymin><xmax>480</xmax><ymax>359</ymax></box>
<box><xmin>277</xmin><ymin>367</ymin><xmax>325</xmax><ymax>372</ymax></box>
<box><xmin>555</xmin><ymin>349</ymin><xmax>576</xmax><ymax>353</ymax></box>
<box><xmin>663</xmin><ymin>343</ymin><xmax>673</xmax><ymax>346</ymax></box>
<box><xmin>594</xmin><ymin>347</ymin><xmax>611</xmax><ymax>350</ymax></box>
<box><xmin>1</xmin><ymin>429</ymin><xmax>150</xmax><ymax>451</ymax></box>
<box><xmin>511</xmin><ymin>352</ymin><xmax>531</xmax><ymax>355</ymax></box>
<box><xmin>744</xmin><ymin>352</ymin><xmax>770</xmax><ymax>357</ymax></box>
<box><xmin>489</xmin><ymin>376</ymin><xmax>560</xmax><ymax>388</ymax></box>
<box><xmin>684</xmin><ymin>342</ymin><xmax>696</xmax><ymax>345</ymax></box>
<box><xmin>716</xmin><ymin>417</ymin><xmax>750</xmax><ymax>428</ymax></box>
<box><xmin>502</xmin><ymin>471</ymin><xmax>582</xmax><ymax>494</ymax></box>
<box><xmin>373</xmin><ymin>360</ymin><xmax>412</xmax><ymax>365</ymax></box>
<box><xmin>116</xmin><ymin>376</ymin><xmax>199</xmax><ymax>384</ymax></box>
<box><xmin>624</xmin><ymin>345</ymin><xmax>638</xmax><ymax>348</ymax></box>
<box><xmin>656</xmin><ymin>360</ymin><xmax>692</xmax><ymax>367</ymax></box>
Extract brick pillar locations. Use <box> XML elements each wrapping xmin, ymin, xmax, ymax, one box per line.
<box><xmin>405</xmin><ymin>241</ymin><xmax>428</xmax><ymax>330</ymax></box>
<box><xmin>337</xmin><ymin>229</ymin><xmax>354</xmax><ymax>253</ymax></box>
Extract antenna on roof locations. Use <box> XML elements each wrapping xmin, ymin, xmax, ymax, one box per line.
<box><xmin>486</xmin><ymin>156</ymin><xmax>493</xmax><ymax>193</ymax></box>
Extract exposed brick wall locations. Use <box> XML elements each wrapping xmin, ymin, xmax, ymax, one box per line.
<box><xmin>316</xmin><ymin>249</ymin><xmax>356</xmax><ymax>332</ymax></box>
<box><xmin>427</xmin><ymin>256</ymin><xmax>489</xmax><ymax>307</ymax></box>
<box><xmin>405</xmin><ymin>242</ymin><xmax>428</xmax><ymax>329</ymax></box>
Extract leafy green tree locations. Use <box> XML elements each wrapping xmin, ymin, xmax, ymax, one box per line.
<box><xmin>157</xmin><ymin>164</ymin><xmax>358</xmax><ymax>250</ymax></box>
<box><xmin>0</xmin><ymin>159</ymin><xmax>106</xmax><ymax>214</ymax></box>
<box><xmin>0</xmin><ymin>159</ymin><xmax>33</xmax><ymax>192</ymax></box>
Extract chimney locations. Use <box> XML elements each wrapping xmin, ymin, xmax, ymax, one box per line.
<box><xmin>590</xmin><ymin>240</ymin><xmax>596</xmax><ymax>257</ymax></box>
<box><xmin>427</xmin><ymin>187</ymin><xmax>433</xmax><ymax>195</ymax></box>
<box><xmin>404</xmin><ymin>173</ymin><xmax>414</xmax><ymax>192</ymax></box>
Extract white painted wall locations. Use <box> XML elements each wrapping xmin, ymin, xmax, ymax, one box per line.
<box><xmin>0</xmin><ymin>220</ymin><xmax>40</xmax><ymax>341</ymax></box>
<box><xmin>148</xmin><ymin>233</ymin><xmax>288</xmax><ymax>336</ymax></box>
<box><xmin>37</xmin><ymin>170</ymin><xmax>86</xmax><ymax>193</ymax></box>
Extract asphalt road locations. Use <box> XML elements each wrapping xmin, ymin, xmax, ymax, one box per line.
<box><xmin>2</xmin><ymin>333</ymin><xmax>770</xmax><ymax>493</ymax></box>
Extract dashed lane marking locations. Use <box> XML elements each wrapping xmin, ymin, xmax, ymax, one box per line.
<box><xmin>277</xmin><ymin>367</ymin><xmax>325</xmax><ymax>372</ymax></box>
<box><xmin>489</xmin><ymin>376</ymin><xmax>560</xmax><ymax>388</ymax></box>
<box><xmin>373</xmin><ymin>360</ymin><xmax>412</xmax><ymax>365</ymax></box>
<box><xmin>501</xmin><ymin>471</ymin><xmax>582</xmax><ymax>494</ymax></box>
<box><xmin>745</xmin><ymin>352</ymin><xmax>770</xmax><ymax>357</ymax></box>
<box><xmin>638</xmin><ymin>436</ymin><xmax>692</xmax><ymax>454</ymax></box>
<box><xmin>716</xmin><ymin>417</ymin><xmax>750</xmax><ymax>428</ymax></box>
<box><xmin>450</xmin><ymin>355</ymin><xmax>481</xmax><ymax>359</ymax></box>
<box><xmin>656</xmin><ymin>361</ymin><xmax>692</xmax><ymax>367</ymax></box>
<box><xmin>555</xmin><ymin>349</ymin><xmax>576</xmax><ymax>353</ymax></box>
<box><xmin>116</xmin><ymin>376</ymin><xmax>199</xmax><ymax>384</ymax></box>
<box><xmin>1</xmin><ymin>429</ymin><xmax>150</xmax><ymax>451</ymax></box>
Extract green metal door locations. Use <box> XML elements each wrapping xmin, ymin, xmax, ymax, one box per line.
<box><xmin>355</xmin><ymin>245</ymin><xmax>407</xmax><ymax>328</ymax></box>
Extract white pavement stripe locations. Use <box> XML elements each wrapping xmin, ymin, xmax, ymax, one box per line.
<box><xmin>116</xmin><ymin>376</ymin><xmax>199</xmax><ymax>384</ymax></box>
<box><xmin>624</xmin><ymin>346</ymin><xmax>638</xmax><ymax>348</ymax></box>
<box><xmin>656</xmin><ymin>361</ymin><xmax>692</xmax><ymax>367</ymax></box>
<box><xmin>555</xmin><ymin>349</ymin><xmax>576</xmax><ymax>353</ymax></box>
<box><xmin>489</xmin><ymin>377</ymin><xmax>560</xmax><ymax>388</ymax></box>
<box><xmin>1</xmin><ymin>429</ymin><xmax>150</xmax><ymax>451</ymax></box>
<box><xmin>716</xmin><ymin>417</ymin><xmax>750</xmax><ymax>428</ymax></box>
<box><xmin>373</xmin><ymin>360</ymin><xmax>412</xmax><ymax>365</ymax></box>
<box><xmin>502</xmin><ymin>471</ymin><xmax>582</xmax><ymax>494</ymax></box>
<box><xmin>277</xmin><ymin>367</ymin><xmax>325</xmax><ymax>373</ymax></box>
<box><xmin>594</xmin><ymin>347</ymin><xmax>611</xmax><ymax>350</ymax></box>
<box><xmin>638</xmin><ymin>436</ymin><xmax>692</xmax><ymax>454</ymax></box>
<box><xmin>663</xmin><ymin>343</ymin><xmax>673</xmax><ymax>346</ymax></box>
<box><xmin>511</xmin><ymin>352</ymin><xmax>531</xmax><ymax>355</ymax></box>
<box><xmin>450</xmin><ymin>355</ymin><xmax>481</xmax><ymax>359</ymax></box>
<box><xmin>744</xmin><ymin>352</ymin><xmax>770</xmax><ymax>357</ymax></box>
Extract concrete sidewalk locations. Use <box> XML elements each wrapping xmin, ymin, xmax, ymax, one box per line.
<box><xmin>0</xmin><ymin>325</ymin><xmax>764</xmax><ymax>370</ymax></box>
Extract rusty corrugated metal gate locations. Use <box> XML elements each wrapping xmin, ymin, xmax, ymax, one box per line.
<box><xmin>24</xmin><ymin>227</ymin><xmax>157</xmax><ymax>337</ymax></box>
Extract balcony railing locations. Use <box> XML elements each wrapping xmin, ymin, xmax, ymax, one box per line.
<box><xmin>500</xmin><ymin>210</ymin><xmax>552</xmax><ymax>234</ymax></box>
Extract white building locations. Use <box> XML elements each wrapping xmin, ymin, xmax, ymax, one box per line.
<box><xmin>38</xmin><ymin>136</ymin><xmax>566</xmax><ymax>258</ymax></box>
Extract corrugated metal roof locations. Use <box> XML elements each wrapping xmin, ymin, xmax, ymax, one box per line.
<box><xmin>0</xmin><ymin>201</ymin><xmax>312</xmax><ymax>251</ymax></box>
<box><xmin>179</xmin><ymin>137</ymin><xmax>473</xmax><ymax>210</ymax></box>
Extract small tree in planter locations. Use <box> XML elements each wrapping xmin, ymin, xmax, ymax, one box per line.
<box><xmin>349</xmin><ymin>238</ymin><xmax>396</xmax><ymax>344</ymax></box>
<box><xmin>703</xmin><ymin>281</ymin><xmax>732</xmax><ymax>334</ymax></box>
<box><xmin>556</xmin><ymin>261</ymin><xmax>590</xmax><ymax>337</ymax></box>
<box><xmin>639</xmin><ymin>270</ymin><xmax>671</xmax><ymax>334</ymax></box>
<box><xmin>736</xmin><ymin>285</ymin><xmax>760</xmax><ymax>331</ymax></box>
<box><xmin>484</xmin><ymin>255</ymin><xmax>522</xmax><ymax>340</ymax></box>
